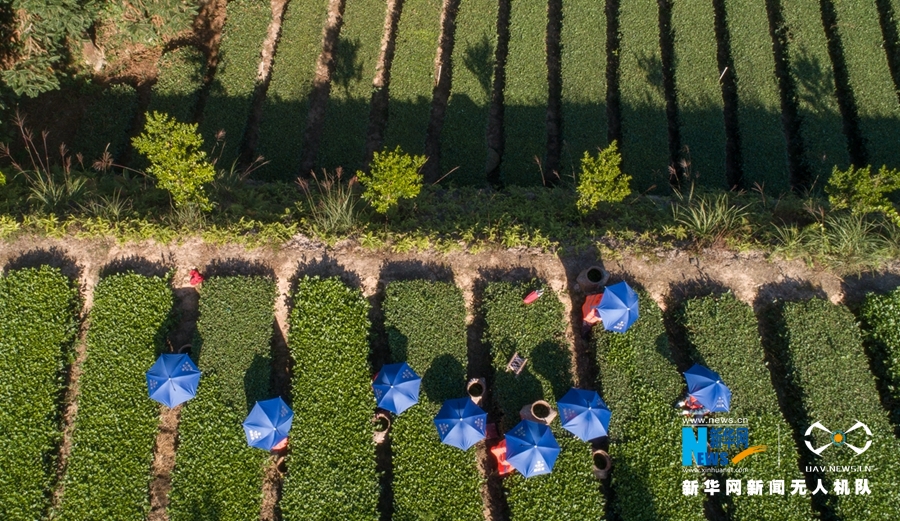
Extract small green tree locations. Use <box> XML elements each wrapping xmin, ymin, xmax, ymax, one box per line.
<box><xmin>826</xmin><ymin>164</ymin><xmax>900</xmax><ymax>227</ymax></box>
<box><xmin>576</xmin><ymin>140</ymin><xmax>631</xmax><ymax>213</ymax></box>
<box><xmin>132</xmin><ymin>111</ymin><xmax>216</xmax><ymax>211</ymax></box>
<box><xmin>357</xmin><ymin>146</ymin><xmax>425</xmax><ymax>214</ymax></box>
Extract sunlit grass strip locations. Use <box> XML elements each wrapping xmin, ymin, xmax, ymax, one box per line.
<box><xmin>724</xmin><ymin>0</ymin><xmax>790</xmax><ymax>194</ymax></box>
<box><xmin>257</xmin><ymin>0</ymin><xmax>331</xmax><ymax>180</ymax></box>
<box><xmin>199</xmin><ymin>0</ymin><xmax>272</xmax><ymax>168</ymax></box>
<box><xmin>483</xmin><ymin>281</ymin><xmax>604</xmax><ymax>519</ymax></box>
<box><xmin>774</xmin><ymin>299</ymin><xmax>900</xmax><ymax>519</ymax></box>
<box><xmin>0</xmin><ymin>267</ymin><xmax>79</xmax><ymax>520</ymax></box>
<box><xmin>167</xmin><ymin>276</ymin><xmax>276</xmax><ymax>521</ymax></box>
<box><xmin>780</xmin><ymin>0</ymin><xmax>850</xmax><ymax>179</ymax></box>
<box><xmin>594</xmin><ymin>292</ymin><xmax>702</xmax><ymax>520</ymax></box>
<box><xmin>383</xmin><ymin>280</ymin><xmax>483</xmax><ymax>519</ymax></box>
<box><xmin>57</xmin><ymin>272</ymin><xmax>175</xmax><ymax>520</ymax></box>
<box><xmin>280</xmin><ymin>276</ymin><xmax>378</xmax><ymax>519</ymax></box>
<box><xmin>829</xmin><ymin>0</ymin><xmax>900</xmax><ymax>170</ymax></box>
<box><xmin>317</xmin><ymin>0</ymin><xmax>385</xmax><ymax>172</ymax></box>
<box><xmin>560</xmin><ymin>0</ymin><xmax>607</xmax><ymax>178</ymax></box>
<box><xmin>501</xmin><ymin>1</ymin><xmax>548</xmax><ymax>186</ymax></box>
<box><xmin>619</xmin><ymin>0</ymin><xmax>670</xmax><ymax>192</ymax></box>
<box><xmin>671</xmin><ymin>0</ymin><xmax>726</xmax><ymax>187</ymax></box>
<box><xmin>440</xmin><ymin>0</ymin><xmax>497</xmax><ymax>185</ymax></box>
<box><xmin>73</xmin><ymin>84</ymin><xmax>137</xmax><ymax>162</ymax></box>
<box><xmin>148</xmin><ymin>46</ymin><xmax>207</xmax><ymax>123</ymax></box>
<box><xmin>381</xmin><ymin>0</ymin><xmax>443</xmax><ymax>157</ymax></box>
<box><xmin>677</xmin><ymin>293</ymin><xmax>812</xmax><ymax>520</ymax></box>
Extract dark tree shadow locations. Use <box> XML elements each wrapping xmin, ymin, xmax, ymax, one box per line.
<box><xmin>244</xmin><ymin>353</ymin><xmax>273</xmax><ymax>413</ymax></box>
<box><xmin>3</xmin><ymin>247</ymin><xmax>83</xmax><ymax>282</ymax></box>
<box><xmin>288</xmin><ymin>254</ymin><xmax>362</xmax><ymax>309</ymax></box>
<box><xmin>463</xmin><ymin>34</ymin><xmax>495</xmax><ymax>99</ymax></box>
<box><xmin>378</xmin><ymin>259</ymin><xmax>455</xmax><ymax>284</ymax></box>
<box><xmin>203</xmin><ymin>257</ymin><xmax>276</xmax><ymax>279</ymax></box>
<box><xmin>792</xmin><ymin>49</ymin><xmax>837</xmax><ymax>115</ymax></box>
<box><xmin>635</xmin><ymin>50</ymin><xmax>665</xmax><ymax>100</ymax></box>
<box><xmin>840</xmin><ymin>270</ymin><xmax>900</xmax><ymax>312</ymax></box>
<box><xmin>530</xmin><ymin>340</ymin><xmax>573</xmax><ymax>401</ymax></box>
<box><xmin>663</xmin><ymin>277</ymin><xmax>731</xmax><ymax>371</ymax></box>
<box><xmin>421</xmin><ymin>353</ymin><xmax>466</xmax><ymax>403</ymax></box>
<box><xmin>99</xmin><ymin>255</ymin><xmax>172</xmax><ymax>279</ymax></box>
<box><xmin>332</xmin><ymin>37</ymin><xmax>364</xmax><ymax>97</ymax></box>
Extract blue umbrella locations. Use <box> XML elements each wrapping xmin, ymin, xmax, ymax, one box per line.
<box><xmin>433</xmin><ymin>398</ymin><xmax>488</xmax><ymax>450</ymax></box>
<box><xmin>243</xmin><ymin>397</ymin><xmax>294</xmax><ymax>450</ymax></box>
<box><xmin>557</xmin><ymin>388</ymin><xmax>611</xmax><ymax>441</ymax></box>
<box><xmin>146</xmin><ymin>353</ymin><xmax>201</xmax><ymax>408</ymax></box>
<box><xmin>684</xmin><ymin>363</ymin><xmax>731</xmax><ymax>412</ymax></box>
<box><xmin>594</xmin><ymin>281</ymin><xmax>639</xmax><ymax>333</ymax></box>
<box><xmin>372</xmin><ymin>362</ymin><xmax>421</xmax><ymax>415</ymax></box>
<box><xmin>505</xmin><ymin>420</ymin><xmax>561</xmax><ymax>477</ymax></box>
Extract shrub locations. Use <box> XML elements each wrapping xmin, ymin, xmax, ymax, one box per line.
<box><xmin>280</xmin><ymin>276</ymin><xmax>378</xmax><ymax>519</ymax></box>
<box><xmin>576</xmin><ymin>141</ymin><xmax>631</xmax><ymax>213</ymax></box>
<box><xmin>58</xmin><ymin>272</ymin><xmax>175</xmax><ymax>520</ymax></box>
<box><xmin>860</xmin><ymin>288</ymin><xmax>900</xmax><ymax>420</ymax></box>
<box><xmin>131</xmin><ymin>111</ymin><xmax>216</xmax><ymax>212</ymax></box>
<box><xmin>357</xmin><ymin>146</ymin><xmax>425</xmax><ymax>214</ymax></box>
<box><xmin>383</xmin><ymin>280</ymin><xmax>483</xmax><ymax>519</ymax></box>
<box><xmin>296</xmin><ymin>168</ymin><xmax>360</xmax><ymax>236</ymax></box>
<box><xmin>593</xmin><ymin>291</ymin><xmax>703</xmax><ymax>520</ymax></box>
<box><xmin>482</xmin><ymin>280</ymin><xmax>604</xmax><ymax>519</ymax></box>
<box><xmin>826</xmin><ymin>164</ymin><xmax>900</xmax><ymax>227</ymax></box>
<box><xmin>167</xmin><ymin>276</ymin><xmax>276</xmax><ymax>521</ymax></box>
<box><xmin>0</xmin><ymin>266</ymin><xmax>79</xmax><ymax>520</ymax></box>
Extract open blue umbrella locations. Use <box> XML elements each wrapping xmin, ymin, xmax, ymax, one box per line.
<box><xmin>372</xmin><ymin>362</ymin><xmax>421</xmax><ymax>415</ymax></box>
<box><xmin>146</xmin><ymin>353</ymin><xmax>201</xmax><ymax>408</ymax></box>
<box><xmin>594</xmin><ymin>280</ymin><xmax>639</xmax><ymax>332</ymax></box>
<box><xmin>557</xmin><ymin>388</ymin><xmax>611</xmax><ymax>441</ymax></box>
<box><xmin>505</xmin><ymin>420</ymin><xmax>561</xmax><ymax>477</ymax></box>
<box><xmin>243</xmin><ymin>397</ymin><xmax>294</xmax><ymax>450</ymax></box>
<box><xmin>684</xmin><ymin>363</ymin><xmax>731</xmax><ymax>412</ymax></box>
<box><xmin>434</xmin><ymin>398</ymin><xmax>488</xmax><ymax>450</ymax></box>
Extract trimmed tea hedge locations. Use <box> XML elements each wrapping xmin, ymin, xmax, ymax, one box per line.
<box><xmin>482</xmin><ymin>281</ymin><xmax>604</xmax><ymax>519</ymax></box>
<box><xmin>257</xmin><ymin>0</ymin><xmax>331</xmax><ymax>180</ymax></box>
<box><xmin>440</xmin><ymin>0</ymin><xmax>496</xmax><ymax>185</ymax></box>
<box><xmin>382</xmin><ymin>0</ymin><xmax>443</xmax><ymax>157</ymax></box>
<box><xmin>724</xmin><ymin>0</ymin><xmax>789</xmax><ymax>193</ymax></box>
<box><xmin>280</xmin><ymin>276</ymin><xmax>378</xmax><ymax>520</ymax></box>
<box><xmin>593</xmin><ymin>291</ymin><xmax>702</xmax><ymax>520</ymax></box>
<box><xmin>860</xmin><ymin>287</ymin><xmax>900</xmax><ymax>420</ymax></box>
<box><xmin>73</xmin><ymin>84</ymin><xmax>138</xmax><ymax>162</ymax></box>
<box><xmin>772</xmin><ymin>299</ymin><xmax>900</xmax><ymax>519</ymax></box>
<box><xmin>383</xmin><ymin>280</ymin><xmax>483</xmax><ymax>519</ymax></box>
<box><xmin>501</xmin><ymin>1</ymin><xmax>548</xmax><ymax>186</ymax></box>
<box><xmin>672</xmin><ymin>0</ymin><xmax>726</xmax><ymax>185</ymax></box>
<box><xmin>149</xmin><ymin>46</ymin><xmax>207</xmax><ymax>123</ymax></box>
<box><xmin>316</xmin><ymin>0</ymin><xmax>384</xmax><ymax>171</ymax></box>
<box><xmin>676</xmin><ymin>292</ymin><xmax>812</xmax><ymax>520</ymax></box>
<box><xmin>619</xmin><ymin>0</ymin><xmax>670</xmax><ymax>191</ymax></box>
<box><xmin>0</xmin><ymin>266</ymin><xmax>79</xmax><ymax>520</ymax></box>
<box><xmin>200</xmin><ymin>0</ymin><xmax>273</xmax><ymax>167</ymax></box>
<box><xmin>57</xmin><ymin>272</ymin><xmax>175</xmax><ymax>520</ymax></box>
<box><xmin>167</xmin><ymin>276</ymin><xmax>276</xmax><ymax>521</ymax></box>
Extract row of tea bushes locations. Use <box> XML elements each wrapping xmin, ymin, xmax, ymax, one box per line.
<box><xmin>57</xmin><ymin>272</ymin><xmax>176</xmax><ymax>520</ymax></box>
<box><xmin>279</xmin><ymin>276</ymin><xmax>379</xmax><ymax>519</ymax></box>
<box><xmin>167</xmin><ymin>276</ymin><xmax>277</xmax><ymax>520</ymax></box>
<box><xmin>0</xmin><ymin>267</ymin><xmax>80</xmax><ymax>520</ymax></box>
<box><xmin>593</xmin><ymin>292</ymin><xmax>703</xmax><ymax>520</ymax></box>
<box><xmin>383</xmin><ymin>280</ymin><xmax>484</xmax><ymax>519</ymax></box>
<box><xmin>860</xmin><ymin>287</ymin><xmax>900</xmax><ymax>421</ymax></box>
<box><xmin>482</xmin><ymin>280</ymin><xmax>604</xmax><ymax>519</ymax></box>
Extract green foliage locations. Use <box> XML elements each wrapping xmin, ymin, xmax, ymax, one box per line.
<box><xmin>73</xmin><ymin>84</ymin><xmax>138</xmax><ymax>163</ymax></box>
<box><xmin>0</xmin><ymin>267</ymin><xmax>79</xmax><ymax>520</ymax></box>
<box><xmin>383</xmin><ymin>280</ymin><xmax>483</xmax><ymax>519</ymax></box>
<box><xmin>280</xmin><ymin>276</ymin><xmax>378</xmax><ymax>520</ymax></box>
<box><xmin>593</xmin><ymin>291</ymin><xmax>703</xmax><ymax>520</ymax></box>
<box><xmin>168</xmin><ymin>276</ymin><xmax>276</xmax><ymax>521</ymax></box>
<box><xmin>358</xmin><ymin>146</ymin><xmax>425</xmax><ymax>214</ymax></box>
<box><xmin>482</xmin><ymin>280</ymin><xmax>604</xmax><ymax>519</ymax></box>
<box><xmin>58</xmin><ymin>272</ymin><xmax>175</xmax><ymax>520</ymax></box>
<box><xmin>826</xmin><ymin>164</ymin><xmax>900</xmax><ymax>227</ymax></box>
<box><xmin>297</xmin><ymin>168</ymin><xmax>360</xmax><ymax>236</ymax></box>
<box><xmin>97</xmin><ymin>0</ymin><xmax>197</xmax><ymax>50</ymax></box>
<box><xmin>576</xmin><ymin>141</ymin><xmax>631</xmax><ymax>212</ymax></box>
<box><xmin>771</xmin><ymin>299</ymin><xmax>900</xmax><ymax>519</ymax></box>
<box><xmin>672</xmin><ymin>188</ymin><xmax>750</xmax><ymax>243</ymax></box>
<box><xmin>0</xmin><ymin>169</ymin><xmax>6</xmax><ymax>186</ymax></box>
<box><xmin>132</xmin><ymin>111</ymin><xmax>216</xmax><ymax>211</ymax></box>
<box><xmin>676</xmin><ymin>293</ymin><xmax>812</xmax><ymax>520</ymax></box>
<box><xmin>149</xmin><ymin>46</ymin><xmax>208</xmax><ymax>123</ymax></box>
<box><xmin>860</xmin><ymin>288</ymin><xmax>900</xmax><ymax>420</ymax></box>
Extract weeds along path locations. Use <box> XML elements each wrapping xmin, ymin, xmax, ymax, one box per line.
<box><xmin>364</xmin><ymin>0</ymin><xmax>405</xmax><ymax>169</ymax></box>
<box><xmin>423</xmin><ymin>0</ymin><xmax>463</xmax><ymax>184</ymax></box>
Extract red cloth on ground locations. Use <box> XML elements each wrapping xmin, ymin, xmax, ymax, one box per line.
<box><xmin>189</xmin><ymin>269</ymin><xmax>204</xmax><ymax>286</ymax></box>
<box><xmin>271</xmin><ymin>437</ymin><xmax>288</xmax><ymax>452</ymax></box>
<box><xmin>490</xmin><ymin>439</ymin><xmax>515</xmax><ymax>476</ymax></box>
<box><xmin>582</xmin><ymin>292</ymin><xmax>604</xmax><ymax>325</ymax></box>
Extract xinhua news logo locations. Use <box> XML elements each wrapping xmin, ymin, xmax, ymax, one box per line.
<box><xmin>804</xmin><ymin>421</ymin><xmax>872</xmax><ymax>456</ymax></box>
<box><xmin>682</xmin><ymin>426</ymin><xmax>766</xmax><ymax>466</ymax></box>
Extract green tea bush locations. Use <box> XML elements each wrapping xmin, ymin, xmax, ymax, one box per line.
<box><xmin>860</xmin><ymin>287</ymin><xmax>900</xmax><ymax>419</ymax></box>
<box><xmin>383</xmin><ymin>280</ymin><xmax>483</xmax><ymax>519</ymax></box>
<box><xmin>58</xmin><ymin>272</ymin><xmax>175</xmax><ymax>520</ymax></box>
<box><xmin>593</xmin><ymin>291</ymin><xmax>703</xmax><ymax>520</ymax></box>
<box><xmin>358</xmin><ymin>146</ymin><xmax>425</xmax><ymax>214</ymax></box>
<box><xmin>576</xmin><ymin>141</ymin><xmax>631</xmax><ymax>213</ymax></box>
<box><xmin>676</xmin><ymin>293</ymin><xmax>812</xmax><ymax>519</ymax></box>
<box><xmin>167</xmin><ymin>276</ymin><xmax>276</xmax><ymax>521</ymax></box>
<box><xmin>0</xmin><ymin>266</ymin><xmax>79</xmax><ymax>520</ymax></box>
<box><xmin>149</xmin><ymin>46</ymin><xmax>208</xmax><ymax>124</ymax></box>
<box><xmin>826</xmin><ymin>164</ymin><xmax>900</xmax><ymax>228</ymax></box>
<box><xmin>482</xmin><ymin>281</ymin><xmax>604</xmax><ymax>519</ymax></box>
<box><xmin>772</xmin><ymin>299</ymin><xmax>900</xmax><ymax>519</ymax></box>
<box><xmin>279</xmin><ymin>276</ymin><xmax>378</xmax><ymax>519</ymax></box>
